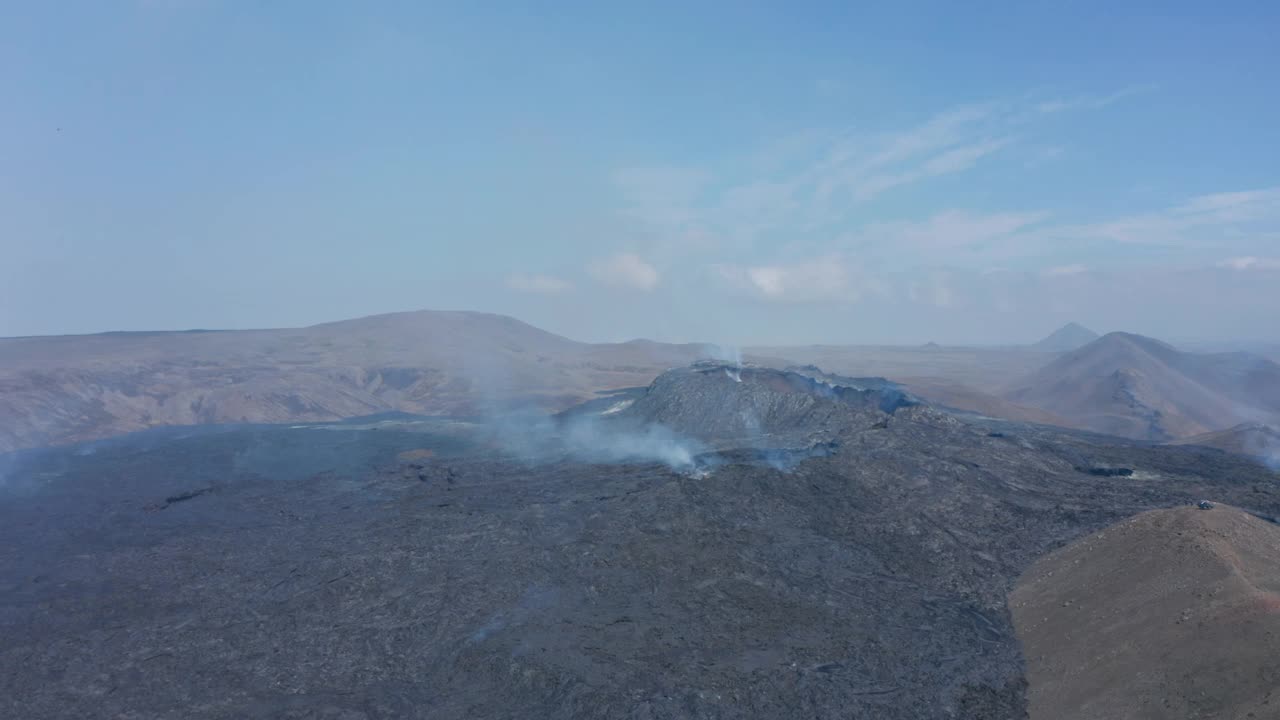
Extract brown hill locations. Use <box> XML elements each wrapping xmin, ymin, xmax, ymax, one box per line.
<box><xmin>1004</xmin><ymin>332</ymin><xmax>1280</xmax><ymax>440</ymax></box>
<box><xmin>0</xmin><ymin>311</ymin><xmax>722</xmax><ymax>453</ymax></box>
<box><xmin>1010</xmin><ymin>505</ymin><xmax>1280</xmax><ymax>719</ymax></box>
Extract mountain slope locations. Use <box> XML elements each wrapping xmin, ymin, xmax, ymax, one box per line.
<box><xmin>896</xmin><ymin>377</ymin><xmax>1071</xmax><ymax>425</ymax></box>
<box><xmin>0</xmin><ymin>311</ymin><xmax>720</xmax><ymax>453</ymax></box>
<box><xmin>1011</xmin><ymin>505</ymin><xmax>1280</xmax><ymax>719</ymax></box>
<box><xmin>1031</xmin><ymin>322</ymin><xmax>1100</xmax><ymax>352</ymax></box>
<box><xmin>1172</xmin><ymin>422</ymin><xmax>1280</xmax><ymax>466</ymax></box>
<box><xmin>1005</xmin><ymin>332</ymin><xmax>1280</xmax><ymax>440</ymax></box>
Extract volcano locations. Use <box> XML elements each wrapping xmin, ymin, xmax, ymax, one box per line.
<box><xmin>3</xmin><ymin>362</ymin><xmax>1278</xmax><ymax>719</ymax></box>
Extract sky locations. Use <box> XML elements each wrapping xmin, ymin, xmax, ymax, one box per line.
<box><xmin>3</xmin><ymin>1</ymin><xmax>1279</xmax><ymax>345</ymax></box>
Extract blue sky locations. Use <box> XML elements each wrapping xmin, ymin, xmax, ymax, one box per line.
<box><xmin>3</xmin><ymin>1</ymin><xmax>1278</xmax><ymax>344</ymax></box>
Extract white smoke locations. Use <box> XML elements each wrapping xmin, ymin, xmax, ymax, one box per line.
<box><xmin>1243</xmin><ymin>425</ymin><xmax>1280</xmax><ymax>471</ymax></box>
<box><xmin>707</xmin><ymin>344</ymin><xmax>743</xmax><ymax>367</ymax></box>
<box><xmin>562</xmin><ymin>415</ymin><xmax>699</xmax><ymax>469</ymax></box>
<box><xmin>485</xmin><ymin>408</ymin><xmax>704</xmax><ymax>472</ymax></box>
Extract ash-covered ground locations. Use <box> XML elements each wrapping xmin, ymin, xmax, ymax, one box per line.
<box><xmin>2</xmin><ymin>364</ymin><xmax>1277</xmax><ymax>719</ymax></box>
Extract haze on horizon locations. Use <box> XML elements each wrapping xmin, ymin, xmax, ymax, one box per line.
<box><xmin>3</xmin><ymin>2</ymin><xmax>1279</xmax><ymax>346</ymax></box>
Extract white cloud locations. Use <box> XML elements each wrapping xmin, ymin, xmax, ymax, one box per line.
<box><xmin>588</xmin><ymin>253</ymin><xmax>660</xmax><ymax>290</ymax></box>
<box><xmin>1218</xmin><ymin>256</ymin><xmax>1280</xmax><ymax>271</ymax></box>
<box><xmin>714</xmin><ymin>256</ymin><xmax>888</xmax><ymax>303</ymax></box>
<box><xmin>1045</xmin><ymin>264</ymin><xmax>1088</xmax><ymax>276</ymax></box>
<box><xmin>506</xmin><ymin>273</ymin><xmax>572</xmax><ymax>294</ymax></box>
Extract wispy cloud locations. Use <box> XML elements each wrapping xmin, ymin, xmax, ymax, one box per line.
<box><xmin>808</xmin><ymin>103</ymin><xmax>1012</xmax><ymax>205</ymax></box>
<box><xmin>604</xmin><ymin>90</ymin><xmax>1280</xmax><ymax>289</ymax></box>
<box><xmin>506</xmin><ymin>273</ymin><xmax>572</xmax><ymax>294</ymax></box>
<box><xmin>731</xmin><ymin>185</ymin><xmax>1280</xmax><ymax>278</ymax></box>
<box><xmin>587</xmin><ymin>253</ymin><xmax>660</xmax><ymax>290</ymax></box>
<box><xmin>1074</xmin><ymin>187</ymin><xmax>1280</xmax><ymax>246</ymax></box>
<box><xmin>1033</xmin><ymin>85</ymin><xmax>1156</xmax><ymax>115</ymax></box>
<box><xmin>1218</xmin><ymin>256</ymin><xmax>1280</xmax><ymax>271</ymax></box>
<box><xmin>612</xmin><ymin>94</ymin><xmax>1125</xmax><ymax>255</ymax></box>
<box><xmin>856</xmin><ymin>210</ymin><xmax>1048</xmax><ymax>254</ymax></box>
<box><xmin>851</xmin><ymin>137</ymin><xmax>1014</xmax><ymax>200</ymax></box>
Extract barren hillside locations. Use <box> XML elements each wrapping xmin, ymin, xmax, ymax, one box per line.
<box><xmin>1005</xmin><ymin>332</ymin><xmax>1280</xmax><ymax>440</ymax></box>
<box><xmin>1172</xmin><ymin>423</ymin><xmax>1280</xmax><ymax>466</ymax></box>
<box><xmin>0</xmin><ymin>311</ymin><xmax>720</xmax><ymax>452</ymax></box>
<box><xmin>1011</xmin><ymin>505</ymin><xmax>1280</xmax><ymax>719</ymax></box>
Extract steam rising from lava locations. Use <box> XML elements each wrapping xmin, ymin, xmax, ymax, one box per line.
<box><xmin>1246</xmin><ymin>428</ymin><xmax>1280</xmax><ymax>471</ymax></box>
<box><xmin>486</xmin><ymin>408</ymin><xmax>704</xmax><ymax>472</ymax></box>
<box><xmin>708</xmin><ymin>344</ymin><xmax>743</xmax><ymax>367</ymax></box>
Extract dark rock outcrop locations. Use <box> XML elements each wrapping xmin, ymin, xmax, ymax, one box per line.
<box><xmin>612</xmin><ymin>363</ymin><xmax>913</xmax><ymax>449</ymax></box>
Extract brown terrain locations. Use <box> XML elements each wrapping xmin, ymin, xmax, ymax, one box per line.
<box><xmin>4</xmin><ymin>313</ymin><xmax>1276</xmax><ymax>455</ymax></box>
<box><xmin>0</xmin><ymin>315</ymin><xmax>1090</xmax><ymax>455</ymax></box>
<box><xmin>1010</xmin><ymin>505</ymin><xmax>1280</xmax><ymax>719</ymax></box>
<box><xmin>0</xmin><ymin>311</ymin><xmax>725</xmax><ymax>453</ymax></box>
<box><xmin>1005</xmin><ymin>332</ymin><xmax>1280</xmax><ymax>441</ymax></box>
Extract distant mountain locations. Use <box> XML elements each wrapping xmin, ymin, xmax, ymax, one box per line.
<box><xmin>0</xmin><ymin>311</ymin><xmax>725</xmax><ymax>453</ymax></box>
<box><xmin>1005</xmin><ymin>332</ymin><xmax>1280</xmax><ymax>440</ymax></box>
<box><xmin>1031</xmin><ymin>323</ymin><xmax>1100</xmax><ymax>352</ymax></box>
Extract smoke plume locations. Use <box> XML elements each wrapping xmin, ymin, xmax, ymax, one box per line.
<box><xmin>484</xmin><ymin>407</ymin><xmax>705</xmax><ymax>472</ymax></box>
